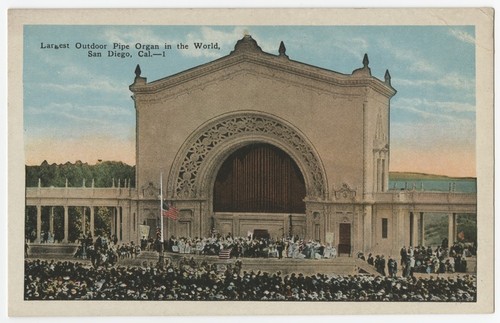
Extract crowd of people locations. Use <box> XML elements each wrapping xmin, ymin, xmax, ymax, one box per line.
<box><xmin>72</xmin><ymin>232</ymin><xmax>475</xmax><ymax>279</ymax></box>
<box><xmin>361</xmin><ymin>240</ymin><xmax>475</xmax><ymax>277</ymax></box>
<box><xmin>24</xmin><ymin>258</ymin><xmax>476</xmax><ymax>301</ymax></box>
<box><xmin>73</xmin><ymin>235</ymin><xmax>142</xmax><ymax>268</ymax></box>
<box><xmin>142</xmin><ymin>234</ymin><xmax>338</xmax><ymax>260</ymax></box>
<box><xmin>26</xmin><ymin>232</ymin><xmax>478</xmax><ymax>302</ymax></box>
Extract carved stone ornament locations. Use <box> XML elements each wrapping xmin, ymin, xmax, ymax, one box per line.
<box><xmin>334</xmin><ymin>183</ymin><xmax>357</xmax><ymax>200</ymax></box>
<box><xmin>373</xmin><ymin>110</ymin><xmax>388</xmax><ymax>150</ymax></box>
<box><xmin>142</xmin><ymin>182</ymin><xmax>159</xmax><ymax>198</ymax></box>
<box><xmin>180</xmin><ymin>209</ymin><xmax>194</xmax><ymax>219</ymax></box>
<box><xmin>171</xmin><ymin>113</ymin><xmax>327</xmax><ymax>199</ymax></box>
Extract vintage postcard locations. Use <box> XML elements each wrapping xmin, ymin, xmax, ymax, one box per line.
<box><xmin>8</xmin><ymin>8</ymin><xmax>494</xmax><ymax>316</ymax></box>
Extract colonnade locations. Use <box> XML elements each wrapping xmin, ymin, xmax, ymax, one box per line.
<box><xmin>362</xmin><ymin>204</ymin><xmax>476</xmax><ymax>257</ymax></box>
<box><xmin>409</xmin><ymin>211</ymin><xmax>472</xmax><ymax>247</ymax></box>
<box><xmin>31</xmin><ymin>205</ymin><xmax>129</xmax><ymax>243</ymax></box>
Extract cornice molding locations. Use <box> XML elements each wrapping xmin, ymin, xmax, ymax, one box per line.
<box><xmin>130</xmin><ymin>39</ymin><xmax>396</xmax><ymax>99</ymax></box>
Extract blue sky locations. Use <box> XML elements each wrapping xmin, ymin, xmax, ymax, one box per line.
<box><xmin>23</xmin><ymin>25</ymin><xmax>476</xmax><ymax>177</ymax></box>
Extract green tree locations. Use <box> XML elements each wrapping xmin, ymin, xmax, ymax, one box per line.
<box><xmin>25</xmin><ymin>206</ymin><xmax>37</xmax><ymax>242</ymax></box>
<box><xmin>94</xmin><ymin>207</ymin><xmax>112</xmax><ymax>238</ymax></box>
<box><xmin>25</xmin><ymin>160</ymin><xmax>135</xmax><ymax>188</ymax></box>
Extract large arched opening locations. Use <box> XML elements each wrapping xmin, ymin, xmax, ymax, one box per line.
<box><xmin>166</xmin><ymin>111</ymin><xmax>329</xmax><ymax>239</ymax></box>
<box><xmin>213</xmin><ymin>143</ymin><xmax>306</xmax><ymax>214</ymax></box>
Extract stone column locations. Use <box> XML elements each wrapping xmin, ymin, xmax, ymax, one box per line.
<box><xmin>36</xmin><ymin>205</ymin><xmax>42</xmax><ymax>243</ymax></box>
<box><xmin>63</xmin><ymin>205</ymin><xmax>69</xmax><ymax>243</ymax></box>
<box><xmin>413</xmin><ymin>212</ymin><xmax>420</xmax><ymax>247</ymax></box>
<box><xmin>409</xmin><ymin>212</ymin><xmax>416</xmax><ymax>247</ymax></box>
<box><xmin>377</xmin><ymin>159</ymin><xmax>382</xmax><ymax>192</ymax></box>
<box><xmin>393</xmin><ymin>207</ymin><xmax>408</xmax><ymax>263</ymax></box>
<box><xmin>119</xmin><ymin>207</ymin><xmax>123</xmax><ymax>242</ymax></box>
<box><xmin>363</xmin><ymin>205</ymin><xmax>372</xmax><ymax>252</ymax></box>
<box><xmin>82</xmin><ymin>206</ymin><xmax>86</xmax><ymax>236</ymax></box>
<box><xmin>110</xmin><ymin>207</ymin><xmax>115</xmax><ymax>237</ymax></box>
<box><xmin>305</xmin><ymin>207</ymin><xmax>314</xmax><ymax>240</ymax></box>
<box><xmin>453</xmin><ymin>213</ymin><xmax>458</xmax><ymax>242</ymax></box>
<box><xmin>352</xmin><ymin>207</ymin><xmax>359</xmax><ymax>254</ymax></box>
<box><xmin>49</xmin><ymin>207</ymin><xmax>54</xmax><ymax>236</ymax></box>
<box><xmin>383</xmin><ymin>156</ymin><xmax>389</xmax><ymax>193</ymax></box>
<box><xmin>233</xmin><ymin>214</ymin><xmax>241</xmax><ymax>237</ymax></box>
<box><xmin>121</xmin><ymin>206</ymin><xmax>129</xmax><ymax>242</ymax></box>
<box><xmin>283</xmin><ymin>214</ymin><xmax>288</xmax><ymax>238</ymax></box>
<box><xmin>448</xmin><ymin>213</ymin><xmax>457</xmax><ymax>246</ymax></box>
<box><xmin>194</xmin><ymin>201</ymin><xmax>202</xmax><ymax>237</ymax></box>
<box><xmin>90</xmin><ymin>206</ymin><xmax>95</xmax><ymax>239</ymax></box>
<box><xmin>419</xmin><ymin>212</ymin><xmax>425</xmax><ymax>246</ymax></box>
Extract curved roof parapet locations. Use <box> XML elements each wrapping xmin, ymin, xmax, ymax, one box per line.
<box><xmin>384</xmin><ymin>69</ymin><xmax>392</xmax><ymax>86</ymax></box>
<box><xmin>278</xmin><ymin>41</ymin><xmax>289</xmax><ymax>59</ymax></box>
<box><xmin>132</xmin><ymin>64</ymin><xmax>147</xmax><ymax>85</ymax></box>
<box><xmin>230</xmin><ymin>34</ymin><xmax>263</xmax><ymax>54</ymax></box>
<box><xmin>130</xmin><ymin>34</ymin><xmax>396</xmax><ymax>98</ymax></box>
<box><xmin>351</xmin><ymin>53</ymin><xmax>372</xmax><ymax>77</ymax></box>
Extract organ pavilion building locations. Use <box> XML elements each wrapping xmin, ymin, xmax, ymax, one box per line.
<box><xmin>131</xmin><ymin>34</ymin><xmax>395</xmax><ymax>256</ymax></box>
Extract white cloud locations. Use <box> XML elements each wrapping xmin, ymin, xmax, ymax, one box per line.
<box><xmin>391</xmin><ymin>119</ymin><xmax>475</xmax><ymax>147</ymax></box>
<box><xmin>395</xmin><ymin>104</ymin><xmax>442</xmax><ymax>120</ymax></box>
<box><xmin>25</xmin><ymin>103</ymin><xmax>135</xmax><ymax>146</ymax></box>
<box><xmin>394</xmin><ymin>72</ymin><xmax>475</xmax><ymax>92</ymax></box>
<box><xmin>36</xmin><ymin>79</ymin><xmax>128</xmax><ymax>95</ymax></box>
<box><xmin>394</xmin><ymin>98</ymin><xmax>475</xmax><ymax>114</ymax></box>
<box><xmin>26</xmin><ymin>54</ymin><xmax>130</xmax><ymax>96</ymax></box>
<box><xmin>26</xmin><ymin>102</ymin><xmax>134</xmax><ymax>129</ymax></box>
<box><xmin>283</xmin><ymin>31</ymin><xmax>369</xmax><ymax>62</ymax></box>
<box><xmin>378</xmin><ymin>39</ymin><xmax>434</xmax><ymax>73</ymax></box>
<box><xmin>429</xmin><ymin>101</ymin><xmax>475</xmax><ymax>113</ymax></box>
<box><xmin>102</xmin><ymin>27</ymin><xmax>167</xmax><ymax>48</ymax></box>
<box><xmin>394</xmin><ymin>106</ymin><xmax>475</xmax><ymax>127</ymax></box>
<box><xmin>102</xmin><ymin>26</ymin><xmax>249</xmax><ymax>59</ymax></box>
<box><xmin>102</xmin><ymin>26</ymin><xmax>252</xmax><ymax>59</ymax></box>
<box><xmin>449</xmin><ymin>29</ymin><xmax>475</xmax><ymax>45</ymax></box>
<box><xmin>183</xmin><ymin>26</ymin><xmax>250</xmax><ymax>58</ymax></box>
<box><xmin>327</xmin><ymin>36</ymin><xmax>369</xmax><ymax>58</ymax></box>
<box><xmin>439</xmin><ymin>72</ymin><xmax>476</xmax><ymax>91</ymax></box>
<box><xmin>391</xmin><ymin>98</ymin><xmax>476</xmax><ymax>148</ymax></box>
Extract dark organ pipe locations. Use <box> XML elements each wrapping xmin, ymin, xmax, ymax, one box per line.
<box><xmin>213</xmin><ymin>143</ymin><xmax>306</xmax><ymax>213</ymax></box>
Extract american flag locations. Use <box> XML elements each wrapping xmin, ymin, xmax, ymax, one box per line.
<box><xmin>162</xmin><ymin>200</ymin><xmax>179</xmax><ymax>220</ymax></box>
<box><xmin>219</xmin><ymin>248</ymin><xmax>232</xmax><ymax>259</ymax></box>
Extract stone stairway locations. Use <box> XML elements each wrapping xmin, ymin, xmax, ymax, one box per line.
<box><xmin>27</xmin><ymin>243</ymin><xmax>78</xmax><ymax>258</ymax></box>
<box><xmin>116</xmin><ymin>251</ymin><xmax>368</xmax><ymax>275</ymax></box>
<box><xmin>354</xmin><ymin>258</ymin><xmax>380</xmax><ymax>276</ymax></box>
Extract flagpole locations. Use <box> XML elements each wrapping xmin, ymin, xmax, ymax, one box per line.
<box><xmin>159</xmin><ymin>172</ymin><xmax>164</xmax><ymax>267</ymax></box>
<box><xmin>160</xmin><ymin>172</ymin><xmax>164</xmax><ymax>243</ymax></box>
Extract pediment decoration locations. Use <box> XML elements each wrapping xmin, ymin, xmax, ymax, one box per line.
<box><xmin>230</xmin><ymin>34</ymin><xmax>263</xmax><ymax>54</ymax></box>
<box><xmin>142</xmin><ymin>182</ymin><xmax>159</xmax><ymax>198</ymax></box>
<box><xmin>334</xmin><ymin>183</ymin><xmax>357</xmax><ymax>200</ymax></box>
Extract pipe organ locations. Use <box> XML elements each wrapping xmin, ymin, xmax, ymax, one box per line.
<box><xmin>214</xmin><ymin>143</ymin><xmax>306</xmax><ymax>213</ymax></box>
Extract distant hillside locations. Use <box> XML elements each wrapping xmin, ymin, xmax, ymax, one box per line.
<box><xmin>389</xmin><ymin>172</ymin><xmax>476</xmax><ymax>181</ymax></box>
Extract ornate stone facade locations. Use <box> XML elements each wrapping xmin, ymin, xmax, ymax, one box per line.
<box><xmin>128</xmin><ymin>34</ymin><xmax>398</xmax><ymax>253</ymax></box>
